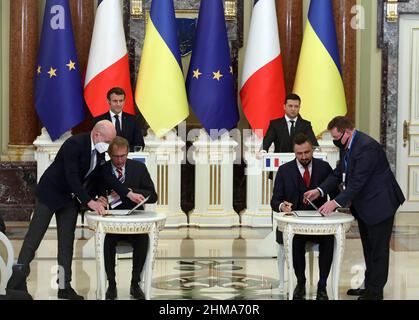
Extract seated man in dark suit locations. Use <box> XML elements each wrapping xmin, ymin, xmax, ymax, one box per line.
<box><xmin>261</xmin><ymin>93</ymin><xmax>319</xmax><ymax>154</ymax></box>
<box><xmin>96</xmin><ymin>137</ymin><xmax>157</xmax><ymax>300</ymax></box>
<box><xmin>271</xmin><ymin>133</ymin><xmax>338</xmax><ymax>300</ymax></box>
<box><xmin>93</xmin><ymin>87</ymin><xmax>145</xmax><ymax>152</ymax></box>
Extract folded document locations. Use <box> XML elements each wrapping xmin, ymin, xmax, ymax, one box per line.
<box><xmin>106</xmin><ymin>196</ymin><xmax>150</xmax><ymax>216</ymax></box>
<box><xmin>293</xmin><ymin>210</ymin><xmax>323</xmax><ymax>217</ymax></box>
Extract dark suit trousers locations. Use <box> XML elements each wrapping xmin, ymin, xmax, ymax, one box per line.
<box><xmin>292</xmin><ymin>235</ymin><xmax>334</xmax><ymax>286</ymax></box>
<box><xmin>17</xmin><ymin>200</ymin><xmax>78</xmax><ymax>285</ymax></box>
<box><xmin>104</xmin><ymin>234</ymin><xmax>149</xmax><ymax>284</ymax></box>
<box><xmin>357</xmin><ymin>216</ymin><xmax>394</xmax><ymax>294</ymax></box>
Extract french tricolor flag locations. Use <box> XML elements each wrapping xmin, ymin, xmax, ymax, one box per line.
<box><xmin>84</xmin><ymin>0</ymin><xmax>135</xmax><ymax>117</ymax></box>
<box><xmin>265</xmin><ymin>157</ymin><xmax>281</xmax><ymax>170</ymax></box>
<box><xmin>240</xmin><ymin>0</ymin><xmax>286</xmax><ymax>138</ymax></box>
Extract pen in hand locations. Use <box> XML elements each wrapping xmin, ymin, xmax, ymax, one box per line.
<box><xmin>106</xmin><ymin>190</ymin><xmax>110</xmax><ymax>211</ymax></box>
<box><xmin>282</xmin><ymin>201</ymin><xmax>293</xmax><ymax>213</ymax></box>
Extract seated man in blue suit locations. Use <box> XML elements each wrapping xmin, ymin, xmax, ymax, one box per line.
<box><xmin>305</xmin><ymin>116</ymin><xmax>405</xmax><ymax>300</ymax></box>
<box><xmin>93</xmin><ymin>87</ymin><xmax>145</xmax><ymax>152</ymax></box>
<box><xmin>96</xmin><ymin>137</ymin><xmax>157</xmax><ymax>300</ymax></box>
<box><xmin>271</xmin><ymin>133</ymin><xmax>338</xmax><ymax>300</ymax></box>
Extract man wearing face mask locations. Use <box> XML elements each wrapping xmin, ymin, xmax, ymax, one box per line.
<box><xmin>6</xmin><ymin>120</ymin><xmax>144</xmax><ymax>300</ymax></box>
<box><xmin>304</xmin><ymin>116</ymin><xmax>405</xmax><ymax>300</ymax></box>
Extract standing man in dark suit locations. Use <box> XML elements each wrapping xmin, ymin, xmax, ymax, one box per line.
<box><xmin>6</xmin><ymin>120</ymin><xmax>145</xmax><ymax>300</ymax></box>
<box><xmin>93</xmin><ymin>87</ymin><xmax>144</xmax><ymax>152</ymax></box>
<box><xmin>261</xmin><ymin>93</ymin><xmax>319</xmax><ymax>154</ymax></box>
<box><xmin>271</xmin><ymin>134</ymin><xmax>337</xmax><ymax>300</ymax></box>
<box><xmin>305</xmin><ymin>116</ymin><xmax>405</xmax><ymax>300</ymax></box>
<box><xmin>95</xmin><ymin>137</ymin><xmax>157</xmax><ymax>300</ymax></box>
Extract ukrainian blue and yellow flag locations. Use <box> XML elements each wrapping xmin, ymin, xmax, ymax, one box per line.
<box><xmin>293</xmin><ymin>0</ymin><xmax>347</xmax><ymax>136</ymax></box>
<box><xmin>135</xmin><ymin>0</ymin><xmax>189</xmax><ymax>138</ymax></box>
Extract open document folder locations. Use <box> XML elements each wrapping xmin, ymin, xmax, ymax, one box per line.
<box><xmin>293</xmin><ymin>210</ymin><xmax>324</xmax><ymax>217</ymax></box>
<box><xmin>106</xmin><ymin>196</ymin><xmax>150</xmax><ymax>216</ymax></box>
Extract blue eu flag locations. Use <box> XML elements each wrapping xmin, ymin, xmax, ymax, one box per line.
<box><xmin>186</xmin><ymin>0</ymin><xmax>239</xmax><ymax>138</ymax></box>
<box><xmin>35</xmin><ymin>0</ymin><xmax>85</xmax><ymax>141</ymax></box>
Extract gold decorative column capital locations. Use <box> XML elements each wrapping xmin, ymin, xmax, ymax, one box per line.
<box><xmin>131</xmin><ymin>0</ymin><xmax>143</xmax><ymax>19</ymax></box>
<box><xmin>386</xmin><ymin>0</ymin><xmax>398</xmax><ymax>22</ymax></box>
<box><xmin>224</xmin><ymin>0</ymin><xmax>236</xmax><ymax>20</ymax></box>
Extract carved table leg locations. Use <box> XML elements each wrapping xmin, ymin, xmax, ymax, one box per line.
<box><xmin>94</xmin><ymin>226</ymin><xmax>106</xmax><ymax>300</ymax></box>
<box><xmin>144</xmin><ymin>223</ymin><xmax>157</xmax><ymax>300</ymax></box>
<box><xmin>332</xmin><ymin>224</ymin><xmax>345</xmax><ymax>300</ymax></box>
<box><xmin>283</xmin><ymin>224</ymin><xmax>294</xmax><ymax>300</ymax></box>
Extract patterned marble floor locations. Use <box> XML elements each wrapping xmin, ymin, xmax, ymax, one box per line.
<box><xmin>2</xmin><ymin>212</ymin><xmax>419</xmax><ymax>300</ymax></box>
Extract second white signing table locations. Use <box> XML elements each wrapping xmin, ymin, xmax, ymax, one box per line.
<box><xmin>274</xmin><ymin>211</ymin><xmax>354</xmax><ymax>300</ymax></box>
<box><xmin>85</xmin><ymin>211</ymin><xmax>166</xmax><ymax>300</ymax></box>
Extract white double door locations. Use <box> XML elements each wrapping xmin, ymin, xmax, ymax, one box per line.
<box><xmin>397</xmin><ymin>14</ymin><xmax>419</xmax><ymax>211</ymax></box>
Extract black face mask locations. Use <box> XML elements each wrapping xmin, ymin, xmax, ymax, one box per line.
<box><xmin>333</xmin><ymin>132</ymin><xmax>346</xmax><ymax>150</ymax></box>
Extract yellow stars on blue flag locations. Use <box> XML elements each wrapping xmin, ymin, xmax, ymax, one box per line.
<box><xmin>212</xmin><ymin>70</ymin><xmax>223</xmax><ymax>81</ymax></box>
<box><xmin>37</xmin><ymin>58</ymin><xmax>77</xmax><ymax>79</ymax></box>
<box><xmin>47</xmin><ymin>67</ymin><xmax>57</xmax><ymax>78</ymax></box>
<box><xmin>34</xmin><ymin>0</ymin><xmax>85</xmax><ymax>141</ymax></box>
<box><xmin>192</xmin><ymin>68</ymin><xmax>202</xmax><ymax>79</ymax></box>
<box><xmin>66</xmin><ymin>59</ymin><xmax>76</xmax><ymax>71</ymax></box>
<box><xmin>191</xmin><ymin>66</ymin><xmax>234</xmax><ymax>82</ymax></box>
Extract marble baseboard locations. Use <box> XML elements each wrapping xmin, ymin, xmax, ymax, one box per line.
<box><xmin>0</xmin><ymin>161</ymin><xmax>36</xmax><ymax>221</ymax></box>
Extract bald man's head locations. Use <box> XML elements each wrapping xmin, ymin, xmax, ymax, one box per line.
<box><xmin>92</xmin><ymin>120</ymin><xmax>116</xmax><ymax>145</ymax></box>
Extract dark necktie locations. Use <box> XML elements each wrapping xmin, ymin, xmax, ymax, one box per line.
<box><xmin>114</xmin><ymin>114</ymin><xmax>122</xmax><ymax>136</ymax></box>
<box><xmin>290</xmin><ymin>120</ymin><xmax>295</xmax><ymax>137</ymax></box>
<box><xmin>303</xmin><ymin>166</ymin><xmax>310</xmax><ymax>187</ymax></box>
<box><xmin>343</xmin><ymin>150</ymin><xmax>349</xmax><ymax>171</ymax></box>
<box><xmin>116</xmin><ymin>167</ymin><xmax>125</xmax><ymax>183</ymax></box>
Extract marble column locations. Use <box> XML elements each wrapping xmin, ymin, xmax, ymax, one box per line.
<box><xmin>70</xmin><ymin>0</ymin><xmax>95</xmax><ymax>134</ymax></box>
<box><xmin>276</xmin><ymin>0</ymin><xmax>303</xmax><ymax>94</ymax></box>
<box><xmin>6</xmin><ymin>0</ymin><xmax>39</xmax><ymax>161</ymax></box>
<box><xmin>333</xmin><ymin>0</ymin><xmax>357</xmax><ymax>123</ymax></box>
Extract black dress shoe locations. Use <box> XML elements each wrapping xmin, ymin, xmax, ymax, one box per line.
<box><xmin>105</xmin><ymin>285</ymin><xmax>117</xmax><ymax>300</ymax></box>
<box><xmin>347</xmin><ymin>288</ymin><xmax>366</xmax><ymax>296</ymax></box>
<box><xmin>4</xmin><ymin>288</ymin><xmax>33</xmax><ymax>300</ymax></box>
<box><xmin>130</xmin><ymin>283</ymin><xmax>145</xmax><ymax>300</ymax></box>
<box><xmin>58</xmin><ymin>286</ymin><xmax>84</xmax><ymax>300</ymax></box>
<box><xmin>292</xmin><ymin>284</ymin><xmax>306</xmax><ymax>300</ymax></box>
<box><xmin>316</xmin><ymin>287</ymin><xmax>329</xmax><ymax>300</ymax></box>
<box><xmin>6</xmin><ymin>265</ymin><xmax>32</xmax><ymax>300</ymax></box>
<box><xmin>357</xmin><ymin>291</ymin><xmax>383</xmax><ymax>300</ymax></box>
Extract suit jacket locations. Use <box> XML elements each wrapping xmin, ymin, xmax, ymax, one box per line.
<box><xmin>319</xmin><ymin>131</ymin><xmax>405</xmax><ymax>226</ymax></box>
<box><xmin>271</xmin><ymin>158</ymin><xmax>336</xmax><ymax>213</ymax></box>
<box><xmin>0</xmin><ymin>214</ymin><xmax>5</xmax><ymax>233</ymax></box>
<box><xmin>97</xmin><ymin>159</ymin><xmax>157</xmax><ymax>210</ymax></box>
<box><xmin>36</xmin><ymin>133</ymin><xmax>130</xmax><ymax>212</ymax></box>
<box><xmin>262</xmin><ymin>116</ymin><xmax>319</xmax><ymax>152</ymax></box>
<box><xmin>93</xmin><ymin>111</ymin><xmax>144</xmax><ymax>151</ymax></box>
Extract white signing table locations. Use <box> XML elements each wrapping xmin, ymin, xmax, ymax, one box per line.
<box><xmin>274</xmin><ymin>212</ymin><xmax>354</xmax><ymax>300</ymax></box>
<box><xmin>85</xmin><ymin>211</ymin><xmax>166</xmax><ymax>300</ymax></box>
